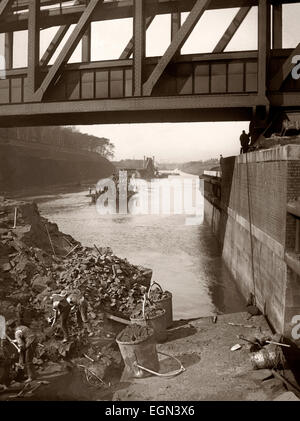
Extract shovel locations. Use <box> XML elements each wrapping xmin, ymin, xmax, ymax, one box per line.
<box><xmin>5</xmin><ymin>334</ymin><xmax>21</xmax><ymax>352</ymax></box>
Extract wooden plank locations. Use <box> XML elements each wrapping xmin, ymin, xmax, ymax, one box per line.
<box><xmin>27</xmin><ymin>0</ymin><xmax>40</xmax><ymax>95</ymax></box>
<box><xmin>257</xmin><ymin>0</ymin><xmax>270</xmax><ymax>97</ymax></box>
<box><xmin>133</xmin><ymin>0</ymin><xmax>145</xmax><ymax>97</ymax></box>
<box><xmin>35</xmin><ymin>0</ymin><xmax>103</xmax><ymax>101</ymax></box>
<box><xmin>82</xmin><ymin>24</ymin><xmax>91</xmax><ymax>63</ymax></box>
<box><xmin>270</xmin><ymin>43</ymin><xmax>300</xmax><ymax>90</ymax></box>
<box><xmin>213</xmin><ymin>7</ymin><xmax>251</xmax><ymax>53</ymax></box>
<box><xmin>40</xmin><ymin>25</ymin><xmax>69</xmax><ymax>67</ymax></box>
<box><xmin>4</xmin><ymin>32</ymin><xmax>13</xmax><ymax>69</ymax></box>
<box><xmin>120</xmin><ymin>15</ymin><xmax>154</xmax><ymax>60</ymax></box>
<box><xmin>272</xmin><ymin>3</ymin><xmax>282</xmax><ymax>49</ymax></box>
<box><xmin>0</xmin><ymin>0</ymin><xmax>13</xmax><ymax>16</ymax></box>
<box><xmin>143</xmin><ymin>0</ymin><xmax>212</xmax><ymax>96</ymax></box>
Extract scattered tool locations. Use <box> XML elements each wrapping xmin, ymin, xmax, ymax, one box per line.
<box><xmin>266</xmin><ymin>340</ymin><xmax>291</xmax><ymax>348</ymax></box>
<box><xmin>106</xmin><ymin>313</ymin><xmax>131</xmax><ymax>325</ymax></box>
<box><xmin>63</xmin><ymin>236</ymin><xmax>74</xmax><ymax>247</ymax></box>
<box><xmin>64</xmin><ymin>244</ymin><xmax>79</xmax><ymax>259</ymax></box>
<box><xmin>231</xmin><ymin>344</ymin><xmax>242</xmax><ymax>351</ymax></box>
<box><xmin>272</xmin><ymin>370</ymin><xmax>300</xmax><ymax>395</ymax></box>
<box><xmin>78</xmin><ymin>364</ymin><xmax>109</xmax><ymax>388</ymax></box>
<box><xmin>237</xmin><ymin>334</ymin><xmax>262</xmax><ymax>348</ymax></box>
<box><xmin>8</xmin><ymin>380</ymin><xmax>50</xmax><ymax>399</ymax></box>
<box><xmin>83</xmin><ymin>353</ymin><xmax>95</xmax><ymax>363</ymax></box>
<box><xmin>13</xmin><ymin>207</ymin><xmax>18</xmax><ymax>229</ymax></box>
<box><xmin>5</xmin><ymin>334</ymin><xmax>20</xmax><ymax>352</ymax></box>
<box><xmin>9</xmin><ymin>382</ymin><xmax>30</xmax><ymax>399</ymax></box>
<box><xmin>228</xmin><ymin>322</ymin><xmax>256</xmax><ymax>329</ymax></box>
<box><xmin>45</xmin><ymin>223</ymin><xmax>56</xmax><ymax>257</ymax></box>
<box><xmin>94</xmin><ymin>244</ymin><xmax>102</xmax><ymax>255</ymax></box>
<box><xmin>24</xmin><ymin>381</ymin><xmax>49</xmax><ymax>397</ymax></box>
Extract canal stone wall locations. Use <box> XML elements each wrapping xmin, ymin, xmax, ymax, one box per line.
<box><xmin>204</xmin><ymin>145</ymin><xmax>300</xmax><ymax>342</ymax></box>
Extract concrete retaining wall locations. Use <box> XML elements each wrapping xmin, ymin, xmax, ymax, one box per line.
<box><xmin>204</xmin><ymin>145</ymin><xmax>300</xmax><ymax>340</ymax></box>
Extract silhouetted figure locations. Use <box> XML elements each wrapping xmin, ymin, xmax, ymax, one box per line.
<box><xmin>240</xmin><ymin>130</ymin><xmax>250</xmax><ymax>154</ymax></box>
<box><xmin>14</xmin><ymin>325</ymin><xmax>37</xmax><ymax>382</ymax></box>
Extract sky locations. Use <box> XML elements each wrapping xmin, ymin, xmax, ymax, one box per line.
<box><xmin>1</xmin><ymin>3</ymin><xmax>300</xmax><ymax>162</ymax></box>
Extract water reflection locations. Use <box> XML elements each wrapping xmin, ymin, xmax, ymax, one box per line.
<box><xmin>21</xmin><ymin>174</ymin><xmax>245</xmax><ymax>319</ymax></box>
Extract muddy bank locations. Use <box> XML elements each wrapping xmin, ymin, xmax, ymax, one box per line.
<box><xmin>0</xmin><ymin>198</ymin><xmax>152</xmax><ymax>400</ymax></box>
<box><xmin>0</xmin><ymin>143</ymin><xmax>115</xmax><ymax>194</ymax></box>
<box><xmin>114</xmin><ymin>313</ymin><xmax>300</xmax><ymax>401</ymax></box>
<box><xmin>1</xmin><ymin>198</ymin><xmax>299</xmax><ymax>401</ymax></box>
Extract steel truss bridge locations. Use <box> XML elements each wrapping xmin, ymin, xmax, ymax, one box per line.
<box><xmin>0</xmin><ymin>0</ymin><xmax>300</xmax><ymax>134</ymax></box>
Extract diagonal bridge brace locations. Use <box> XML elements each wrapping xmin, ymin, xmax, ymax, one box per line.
<box><xmin>40</xmin><ymin>25</ymin><xmax>70</xmax><ymax>68</ymax></box>
<box><xmin>120</xmin><ymin>15</ymin><xmax>155</xmax><ymax>60</ymax></box>
<box><xmin>143</xmin><ymin>0</ymin><xmax>212</xmax><ymax>96</ymax></box>
<box><xmin>213</xmin><ymin>6</ymin><xmax>251</xmax><ymax>53</ymax></box>
<box><xmin>33</xmin><ymin>0</ymin><xmax>104</xmax><ymax>102</ymax></box>
<box><xmin>0</xmin><ymin>0</ymin><xmax>13</xmax><ymax>16</ymax></box>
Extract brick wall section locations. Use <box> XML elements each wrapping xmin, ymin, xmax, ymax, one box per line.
<box><xmin>204</xmin><ymin>146</ymin><xmax>300</xmax><ymax>335</ymax></box>
<box><xmin>221</xmin><ymin>158</ymin><xmax>287</xmax><ymax>245</ymax></box>
<box><xmin>286</xmin><ymin>161</ymin><xmax>300</xmax><ymax>250</ymax></box>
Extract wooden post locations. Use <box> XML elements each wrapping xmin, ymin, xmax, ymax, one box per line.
<box><xmin>272</xmin><ymin>4</ymin><xmax>282</xmax><ymax>49</ymax></box>
<box><xmin>133</xmin><ymin>0</ymin><xmax>145</xmax><ymax>97</ymax></box>
<box><xmin>82</xmin><ymin>24</ymin><xmax>91</xmax><ymax>62</ymax></box>
<box><xmin>258</xmin><ymin>0</ymin><xmax>270</xmax><ymax>97</ymax></box>
<box><xmin>28</xmin><ymin>0</ymin><xmax>40</xmax><ymax>95</ymax></box>
<box><xmin>4</xmin><ymin>32</ymin><xmax>13</xmax><ymax>70</ymax></box>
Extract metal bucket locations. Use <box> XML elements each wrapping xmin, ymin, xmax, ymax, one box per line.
<box><xmin>251</xmin><ymin>348</ymin><xmax>278</xmax><ymax>370</ymax></box>
<box><xmin>130</xmin><ymin>309</ymin><xmax>167</xmax><ymax>343</ymax></box>
<box><xmin>116</xmin><ymin>326</ymin><xmax>159</xmax><ymax>378</ymax></box>
<box><xmin>148</xmin><ymin>283</ymin><xmax>173</xmax><ymax>328</ymax></box>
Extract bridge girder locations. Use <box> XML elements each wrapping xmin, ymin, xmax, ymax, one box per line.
<box><xmin>0</xmin><ymin>0</ymin><xmax>299</xmax><ymax>34</ymax></box>
<box><xmin>0</xmin><ymin>0</ymin><xmax>299</xmax><ymax>127</ymax></box>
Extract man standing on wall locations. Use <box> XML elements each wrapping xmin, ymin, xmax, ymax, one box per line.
<box><xmin>240</xmin><ymin>130</ymin><xmax>250</xmax><ymax>154</ymax></box>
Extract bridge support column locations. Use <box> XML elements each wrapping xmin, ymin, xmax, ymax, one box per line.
<box><xmin>27</xmin><ymin>0</ymin><xmax>40</xmax><ymax>96</ymax></box>
<box><xmin>272</xmin><ymin>4</ymin><xmax>282</xmax><ymax>49</ymax></box>
<box><xmin>171</xmin><ymin>12</ymin><xmax>181</xmax><ymax>58</ymax></box>
<box><xmin>258</xmin><ymin>0</ymin><xmax>270</xmax><ymax>98</ymax></box>
<box><xmin>171</xmin><ymin>13</ymin><xmax>181</xmax><ymax>40</ymax></box>
<box><xmin>82</xmin><ymin>25</ymin><xmax>91</xmax><ymax>63</ymax></box>
<box><xmin>249</xmin><ymin>105</ymin><xmax>270</xmax><ymax>146</ymax></box>
<box><xmin>133</xmin><ymin>0</ymin><xmax>145</xmax><ymax>97</ymax></box>
<box><xmin>4</xmin><ymin>32</ymin><xmax>13</xmax><ymax>70</ymax></box>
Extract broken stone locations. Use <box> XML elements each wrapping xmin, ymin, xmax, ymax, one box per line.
<box><xmin>2</xmin><ymin>262</ymin><xmax>11</xmax><ymax>272</ymax></box>
<box><xmin>31</xmin><ymin>275</ymin><xmax>54</xmax><ymax>293</ymax></box>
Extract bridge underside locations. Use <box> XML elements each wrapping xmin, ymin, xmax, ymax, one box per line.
<box><xmin>0</xmin><ymin>0</ymin><xmax>300</xmax><ymax>127</ymax></box>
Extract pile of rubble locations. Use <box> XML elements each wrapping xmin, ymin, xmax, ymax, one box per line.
<box><xmin>0</xmin><ymin>198</ymin><xmax>153</xmax><ymax>391</ymax></box>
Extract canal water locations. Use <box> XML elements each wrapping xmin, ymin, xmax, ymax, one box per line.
<box><xmin>22</xmin><ymin>173</ymin><xmax>245</xmax><ymax>320</ymax></box>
